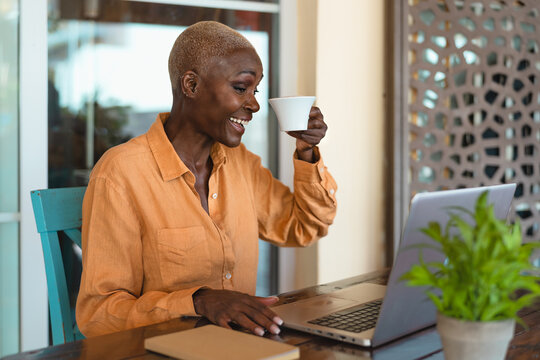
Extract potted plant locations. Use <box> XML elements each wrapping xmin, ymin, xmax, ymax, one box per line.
<box><xmin>401</xmin><ymin>191</ymin><xmax>540</xmax><ymax>360</ymax></box>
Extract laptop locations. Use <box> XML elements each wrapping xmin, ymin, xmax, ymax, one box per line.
<box><xmin>272</xmin><ymin>184</ymin><xmax>517</xmax><ymax>347</ymax></box>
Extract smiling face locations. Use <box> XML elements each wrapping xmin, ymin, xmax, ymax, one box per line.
<box><xmin>186</xmin><ymin>47</ymin><xmax>263</xmax><ymax>148</ymax></box>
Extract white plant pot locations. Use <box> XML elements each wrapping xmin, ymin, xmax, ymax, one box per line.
<box><xmin>436</xmin><ymin>312</ymin><xmax>515</xmax><ymax>360</ymax></box>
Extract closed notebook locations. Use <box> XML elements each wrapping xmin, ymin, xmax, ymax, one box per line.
<box><xmin>144</xmin><ymin>325</ymin><xmax>300</xmax><ymax>360</ymax></box>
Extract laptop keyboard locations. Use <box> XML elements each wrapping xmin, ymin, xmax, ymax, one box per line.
<box><xmin>307</xmin><ymin>299</ymin><xmax>383</xmax><ymax>333</ymax></box>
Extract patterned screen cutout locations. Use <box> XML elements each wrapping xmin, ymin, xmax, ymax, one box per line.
<box><xmin>408</xmin><ymin>0</ymin><xmax>540</xmax><ymax>241</ymax></box>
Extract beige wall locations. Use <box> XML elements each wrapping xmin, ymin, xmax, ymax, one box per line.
<box><xmin>294</xmin><ymin>0</ymin><xmax>387</xmax><ymax>287</ymax></box>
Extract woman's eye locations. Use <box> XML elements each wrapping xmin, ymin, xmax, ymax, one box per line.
<box><xmin>234</xmin><ymin>86</ymin><xmax>247</xmax><ymax>93</ymax></box>
<box><xmin>254</xmin><ymin>88</ymin><xmax>259</xmax><ymax>95</ymax></box>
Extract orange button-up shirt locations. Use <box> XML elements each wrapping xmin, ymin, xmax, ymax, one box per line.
<box><xmin>76</xmin><ymin>113</ymin><xmax>337</xmax><ymax>337</ymax></box>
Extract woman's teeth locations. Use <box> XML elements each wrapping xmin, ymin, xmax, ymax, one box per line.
<box><xmin>230</xmin><ymin>117</ymin><xmax>249</xmax><ymax>126</ymax></box>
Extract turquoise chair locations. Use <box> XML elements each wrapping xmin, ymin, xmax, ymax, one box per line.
<box><xmin>30</xmin><ymin>187</ymin><xmax>86</xmax><ymax>345</ymax></box>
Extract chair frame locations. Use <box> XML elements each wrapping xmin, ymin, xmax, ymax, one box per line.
<box><xmin>30</xmin><ymin>187</ymin><xmax>86</xmax><ymax>345</ymax></box>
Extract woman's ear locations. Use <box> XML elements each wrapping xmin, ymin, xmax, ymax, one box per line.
<box><xmin>181</xmin><ymin>71</ymin><xmax>199</xmax><ymax>98</ymax></box>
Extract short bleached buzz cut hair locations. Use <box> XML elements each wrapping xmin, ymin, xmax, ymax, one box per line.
<box><xmin>168</xmin><ymin>21</ymin><xmax>255</xmax><ymax>91</ymax></box>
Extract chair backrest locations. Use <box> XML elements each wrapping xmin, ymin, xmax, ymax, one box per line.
<box><xmin>30</xmin><ymin>187</ymin><xmax>86</xmax><ymax>345</ymax></box>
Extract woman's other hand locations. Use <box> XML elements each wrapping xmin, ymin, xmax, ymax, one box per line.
<box><xmin>286</xmin><ymin>106</ymin><xmax>328</xmax><ymax>163</ymax></box>
<box><xmin>192</xmin><ymin>289</ymin><xmax>283</xmax><ymax>336</ymax></box>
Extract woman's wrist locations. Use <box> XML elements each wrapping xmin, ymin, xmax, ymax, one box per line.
<box><xmin>193</xmin><ymin>288</ymin><xmax>210</xmax><ymax>314</ymax></box>
<box><xmin>296</xmin><ymin>146</ymin><xmax>317</xmax><ymax>163</ymax></box>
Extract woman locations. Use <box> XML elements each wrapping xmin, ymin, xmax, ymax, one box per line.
<box><xmin>76</xmin><ymin>21</ymin><xmax>337</xmax><ymax>338</ymax></box>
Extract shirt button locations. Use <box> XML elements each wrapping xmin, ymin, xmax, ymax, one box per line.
<box><xmin>224</xmin><ymin>272</ymin><xmax>232</xmax><ymax>280</ymax></box>
<box><xmin>329</xmin><ymin>189</ymin><xmax>335</xmax><ymax>195</ymax></box>
<box><xmin>212</xmin><ymin>193</ymin><xmax>218</xmax><ymax>199</ymax></box>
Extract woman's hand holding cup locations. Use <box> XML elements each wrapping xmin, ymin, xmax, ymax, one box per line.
<box><xmin>269</xmin><ymin>96</ymin><xmax>327</xmax><ymax>163</ymax></box>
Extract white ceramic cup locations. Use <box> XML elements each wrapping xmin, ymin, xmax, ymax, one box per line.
<box><xmin>268</xmin><ymin>96</ymin><xmax>316</xmax><ymax>132</ymax></box>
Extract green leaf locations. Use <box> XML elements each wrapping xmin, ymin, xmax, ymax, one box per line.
<box><xmin>480</xmin><ymin>302</ymin><xmax>511</xmax><ymax>321</ymax></box>
<box><xmin>426</xmin><ymin>291</ymin><xmax>443</xmax><ymax>311</ymax></box>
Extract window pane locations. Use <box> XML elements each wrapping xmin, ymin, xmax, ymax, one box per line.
<box><xmin>48</xmin><ymin>5</ymin><xmax>275</xmax><ymax>184</ymax></box>
<box><xmin>0</xmin><ymin>223</ymin><xmax>19</xmax><ymax>357</ymax></box>
<box><xmin>0</xmin><ymin>0</ymin><xmax>20</xmax><ymax>356</ymax></box>
<box><xmin>0</xmin><ymin>1</ymin><xmax>19</xmax><ymax>214</ymax></box>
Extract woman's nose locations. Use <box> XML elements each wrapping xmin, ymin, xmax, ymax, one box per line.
<box><xmin>245</xmin><ymin>93</ymin><xmax>260</xmax><ymax>113</ymax></box>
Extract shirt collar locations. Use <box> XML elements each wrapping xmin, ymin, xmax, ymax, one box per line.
<box><xmin>210</xmin><ymin>141</ymin><xmax>227</xmax><ymax>172</ymax></box>
<box><xmin>147</xmin><ymin>112</ymin><xmax>227</xmax><ymax>182</ymax></box>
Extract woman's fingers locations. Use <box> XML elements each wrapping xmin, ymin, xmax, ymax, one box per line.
<box><xmin>246</xmin><ymin>309</ymin><xmax>281</xmax><ymax>335</ymax></box>
<box><xmin>193</xmin><ymin>289</ymin><xmax>283</xmax><ymax>336</ymax></box>
<box><xmin>286</xmin><ymin>107</ymin><xmax>326</xmax><ymax>139</ymax></box>
<box><xmin>260</xmin><ymin>308</ymin><xmax>283</xmax><ymax>330</ymax></box>
<box><xmin>234</xmin><ymin>313</ymin><xmax>266</xmax><ymax>336</ymax></box>
<box><xmin>287</xmin><ymin>109</ymin><xmax>328</xmax><ymax>147</ymax></box>
<box><xmin>240</xmin><ymin>297</ymin><xmax>281</xmax><ymax>335</ymax></box>
<box><xmin>254</xmin><ymin>297</ymin><xmax>283</xmax><ymax>324</ymax></box>
<box><xmin>216</xmin><ymin>316</ymin><xmax>233</xmax><ymax>329</ymax></box>
<box><xmin>222</xmin><ymin>303</ymin><xmax>278</xmax><ymax>336</ymax></box>
<box><xmin>255</xmin><ymin>295</ymin><xmax>279</xmax><ymax>306</ymax></box>
<box><xmin>309</xmin><ymin>106</ymin><xmax>324</xmax><ymax>121</ymax></box>
<box><xmin>288</xmin><ymin>129</ymin><xmax>325</xmax><ymax>143</ymax></box>
<box><xmin>300</xmin><ymin>133</ymin><xmax>323</xmax><ymax>144</ymax></box>
<box><xmin>307</xmin><ymin>117</ymin><xmax>327</xmax><ymax>130</ymax></box>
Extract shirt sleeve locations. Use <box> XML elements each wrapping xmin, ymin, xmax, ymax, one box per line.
<box><xmin>76</xmin><ymin>177</ymin><xmax>203</xmax><ymax>337</ymax></box>
<box><xmin>254</xmin><ymin>146</ymin><xmax>337</xmax><ymax>247</ymax></box>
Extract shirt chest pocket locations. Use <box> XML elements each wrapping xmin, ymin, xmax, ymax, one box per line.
<box><xmin>157</xmin><ymin>226</ymin><xmax>211</xmax><ymax>289</ymax></box>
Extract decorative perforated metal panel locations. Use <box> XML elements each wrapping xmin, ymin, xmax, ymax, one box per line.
<box><xmin>407</xmin><ymin>0</ymin><xmax>540</xmax><ymax>241</ymax></box>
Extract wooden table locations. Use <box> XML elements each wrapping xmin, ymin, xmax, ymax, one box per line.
<box><xmin>6</xmin><ymin>270</ymin><xmax>539</xmax><ymax>359</ymax></box>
